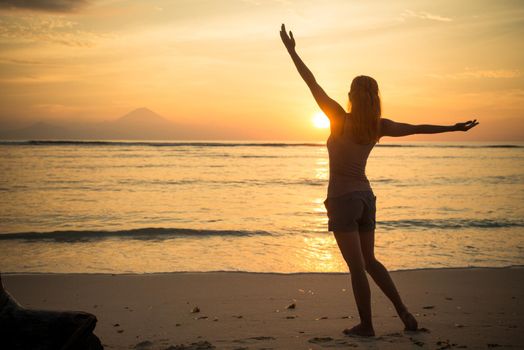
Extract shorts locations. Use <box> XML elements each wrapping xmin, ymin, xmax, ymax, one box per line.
<box><xmin>323</xmin><ymin>190</ymin><xmax>377</xmax><ymax>233</ymax></box>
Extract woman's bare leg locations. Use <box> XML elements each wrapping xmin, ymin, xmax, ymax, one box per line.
<box><xmin>333</xmin><ymin>230</ymin><xmax>375</xmax><ymax>336</ymax></box>
<box><xmin>359</xmin><ymin>229</ymin><xmax>418</xmax><ymax>330</ymax></box>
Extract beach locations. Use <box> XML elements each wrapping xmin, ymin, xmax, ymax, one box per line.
<box><xmin>1</xmin><ymin>142</ymin><xmax>522</xmax><ymax>349</ymax></box>
<box><xmin>4</xmin><ymin>267</ymin><xmax>523</xmax><ymax>349</ymax></box>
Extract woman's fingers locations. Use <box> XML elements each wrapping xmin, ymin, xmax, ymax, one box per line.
<box><xmin>454</xmin><ymin>119</ymin><xmax>479</xmax><ymax>131</ymax></box>
<box><xmin>280</xmin><ymin>24</ymin><xmax>296</xmax><ymax>50</ymax></box>
<box><xmin>280</xmin><ymin>24</ymin><xmax>289</xmax><ymax>41</ymax></box>
<box><xmin>462</xmin><ymin>119</ymin><xmax>479</xmax><ymax>131</ymax></box>
<box><xmin>280</xmin><ymin>24</ymin><xmax>288</xmax><ymax>39</ymax></box>
<box><xmin>466</xmin><ymin>119</ymin><xmax>478</xmax><ymax>128</ymax></box>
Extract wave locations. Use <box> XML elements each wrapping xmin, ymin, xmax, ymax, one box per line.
<box><xmin>1</xmin><ymin>218</ymin><xmax>522</xmax><ymax>243</ymax></box>
<box><xmin>0</xmin><ymin>227</ymin><xmax>272</xmax><ymax>242</ymax></box>
<box><xmin>379</xmin><ymin>218</ymin><xmax>524</xmax><ymax>230</ymax></box>
<box><xmin>0</xmin><ymin>140</ymin><xmax>522</xmax><ymax>149</ymax></box>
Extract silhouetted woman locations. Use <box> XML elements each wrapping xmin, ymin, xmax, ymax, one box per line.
<box><xmin>280</xmin><ymin>24</ymin><xmax>478</xmax><ymax>336</ymax></box>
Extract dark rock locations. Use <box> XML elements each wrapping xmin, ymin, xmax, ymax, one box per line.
<box><xmin>0</xmin><ymin>287</ymin><xmax>103</xmax><ymax>350</ymax></box>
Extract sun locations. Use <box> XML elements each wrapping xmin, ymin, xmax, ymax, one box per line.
<box><xmin>312</xmin><ymin>111</ymin><xmax>330</xmax><ymax>129</ymax></box>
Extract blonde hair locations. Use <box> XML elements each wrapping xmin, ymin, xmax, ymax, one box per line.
<box><xmin>347</xmin><ymin>75</ymin><xmax>381</xmax><ymax>144</ymax></box>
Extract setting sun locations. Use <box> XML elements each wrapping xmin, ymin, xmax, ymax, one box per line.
<box><xmin>312</xmin><ymin>112</ymin><xmax>330</xmax><ymax>129</ymax></box>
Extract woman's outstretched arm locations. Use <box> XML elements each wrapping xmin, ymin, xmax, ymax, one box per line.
<box><xmin>280</xmin><ymin>24</ymin><xmax>345</xmax><ymax>130</ymax></box>
<box><xmin>380</xmin><ymin>118</ymin><xmax>479</xmax><ymax>137</ymax></box>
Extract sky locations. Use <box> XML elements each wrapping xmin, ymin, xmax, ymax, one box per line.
<box><xmin>0</xmin><ymin>0</ymin><xmax>523</xmax><ymax>141</ymax></box>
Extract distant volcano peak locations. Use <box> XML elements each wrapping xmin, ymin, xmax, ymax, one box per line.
<box><xmin>114</xmin><ymin>107</ymin><xmax>169</xmax><ymax>125</ymax></box>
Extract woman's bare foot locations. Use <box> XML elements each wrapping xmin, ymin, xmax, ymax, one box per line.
<box><xmin>342</xmin><ymin>324</ymin><xmax>375</xmax><ymax>337</ymax></box>
<box><xmin>399</xmin><ymin>309</ymin><xmax>418</xmax><ymax>331</ymax></box>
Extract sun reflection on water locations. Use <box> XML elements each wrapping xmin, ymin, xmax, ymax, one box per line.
<box><xmin>300</xmin><ymin>235</ymin><xmax>345</xmax><ymax>272</ymax></box>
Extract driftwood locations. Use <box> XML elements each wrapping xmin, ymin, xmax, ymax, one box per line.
<box><xmin>0</xmin><ymin>274</ymin><xmax>103</xmax><ymax>350</ymax></box>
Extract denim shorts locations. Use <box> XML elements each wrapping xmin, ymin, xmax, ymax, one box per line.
<box><xmin>323</xmin><ymin>190</ymin><xmax>377</xmax><ymax>233</ymax></box>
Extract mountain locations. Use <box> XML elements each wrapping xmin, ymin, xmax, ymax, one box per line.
<box><xmin>95</xmin><ymin>107</ymin><xmax>181</xmax><ymax>139</ymax></box>
<box><xmin>112</xmin><ymin>107</ymin><xmax>170</xmax><ymax>126</ymax></box>
<box><xmin>0</xmin><ymin>108</ymin><xmax>239</xmax><ymax>140</ymax></box>
<box><xmin>0</xmin><ymin>121</ymin><xmax>72</xmax><ymax>140</ymax></box>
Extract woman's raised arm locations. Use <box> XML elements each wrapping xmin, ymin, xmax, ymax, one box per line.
<box><xmin>380</xmin><ymin>118</ymin><xmax>479</xmax><ymax>137</ymax></box>
<box><xmin>280</xmin><ymin>24</ymin><xmax>345</xmax><ymax>130</ymax></box>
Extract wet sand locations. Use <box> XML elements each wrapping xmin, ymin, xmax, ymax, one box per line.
<box><xmin>3</xmin><ymin>267</ymin><xmax>523</xmax><ymax>349</ymax></box>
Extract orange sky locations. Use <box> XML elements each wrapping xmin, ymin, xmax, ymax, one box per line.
<box><xmin>0</xmin><ymin>0</ymin><xmax>523</xmax><ymax>141</ymax></box>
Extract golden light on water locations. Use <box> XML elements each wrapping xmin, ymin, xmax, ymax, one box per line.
<box><xmin>312</xmin><ymin>112</ymin><xmax>330</xmax><ymax>129</ymax></box>
<box><xmin>301</xmin><ymin>236</ymin><xmax>343</xmax><ymax>272</ymax></box>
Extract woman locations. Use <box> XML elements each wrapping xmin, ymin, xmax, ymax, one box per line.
<box><xmin>280</xmin><ymin>24</ymin><xmax>478</xmax><ymax>337</ymax></box>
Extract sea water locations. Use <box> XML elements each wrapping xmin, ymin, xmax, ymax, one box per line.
<box><xmin>0</xmin><ymin>140</ymin><xmax>523</xmax><ymax>273</ymax></box>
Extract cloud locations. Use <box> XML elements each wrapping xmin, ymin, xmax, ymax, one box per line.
<box><xmin>0</xmin><ymin>58</ymin><xmax>43</xmax><ymax>65</ymax></box>
<box><xmin>0</xmin><ymin>14</ymin><xmax>107</xmax><ymax>47</ymax></box>
<box><xmin>428</xmin><ymin>69</ymin><xmax>521</xmax><ymax>80</ymax></box>
<box><xmin>0</xmin><ymin>0</ymin><xmax>88</xmax><ymax>12</ymax></box>
<box><xmin>400</xmin><ymin>9</ymin><xmax>452</xmax><ymax>22</ymax></box>
<box><xmin>0</xmin><ymin>72</ymin><xmax>80</xmax><ymax>84</ymax></box>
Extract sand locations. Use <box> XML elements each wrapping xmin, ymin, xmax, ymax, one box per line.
<box><xmin>3</xmin><ymin>267</ymin><xmax>523</xmax><ymax>349</ymax></box>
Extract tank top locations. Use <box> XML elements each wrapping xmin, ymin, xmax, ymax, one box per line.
<box><xmin>326</xmin><ymin>114</ymin><xmax>376</xmax><ymax>198</ymax></box>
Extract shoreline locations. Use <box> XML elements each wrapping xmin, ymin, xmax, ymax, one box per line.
<box><xmin>3</xmin><ymin>264</ymin><xmax>524</xmax><ymax>276</ymax></box>
<box><xmin>4</xmin><ymin>267</ymin><xmax>523</xmax><ymax>349</ymax></box>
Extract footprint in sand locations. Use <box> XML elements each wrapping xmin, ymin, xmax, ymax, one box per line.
<box><xmin>385</xmin><ymin>332</ymin><xmax>403</xmax><ymax>337</ymax></box>
<box><xmin>308</xmin><ymin>337</ymin><xmax>333</xmax><ymax>343</ymax></box>
<box><xmin>164</xmin><ymin>340</ymin><xmax>215</xmax><ymax>349</ymax></box>
<box><xmin>232</xmin><ymin>336</ymin><xmax>276</xmax><ymax>345</ymax></box>
<box><xmin>436</xmin><ymin>339</ymin><xmax>465</xmax><ymax>350</ymax></box>
<box><xmin>380</xmin><ymin>332</ymin><xmax>405</xmax><ymax>344</ymax></box>
<box><xmin>134</xmin><ymin>340</ymin><xmax>153</xmax><ymax>350</ymax></box>
<box><xmin>409</xmin><ymin>337</ymin><xmax>424</xmax><ymax>347</ymax></box>
<box><xmin>249</xmin><ymin>336</ymin><xmax>275</xmax><ymax>341</ymax></box>
<box><xmin>308</xmin><ymin>337</ymin><xmax>358</xmax><ymax>348</ymax></box>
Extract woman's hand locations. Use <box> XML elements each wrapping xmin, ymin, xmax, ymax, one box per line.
<box><xmin>453</xmin><ymin>119</ymin><xmax>479</xmax><ymax>132</ymax></box>
<box><xmin>280</xmin><ymin>23</ymin><xmax>295</xmax><ymax>52</ymax></box>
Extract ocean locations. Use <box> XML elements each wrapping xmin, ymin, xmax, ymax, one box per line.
<box><xmin>0</xmin><ymin>140</ymin><xmax>523</xmax><ymax>273</ymax></box>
